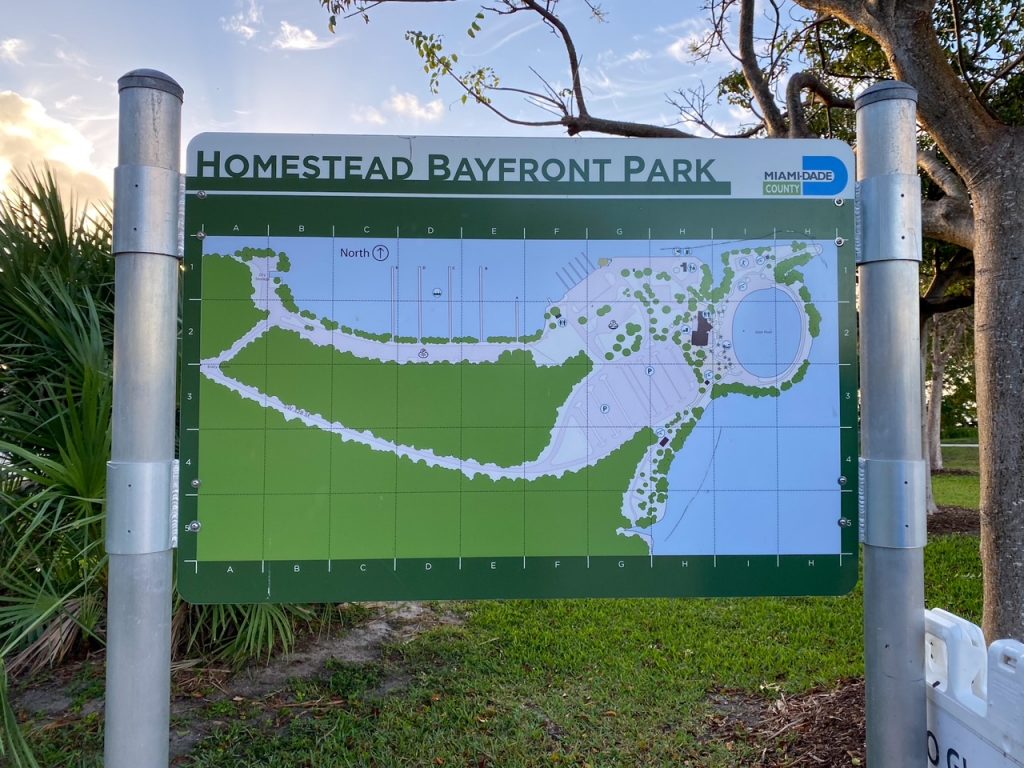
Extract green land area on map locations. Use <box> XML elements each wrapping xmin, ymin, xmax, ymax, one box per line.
<box><xmin>197</xmin><ymin>374</ymin><xmax>651</xmax><ymax>561</ymax></box>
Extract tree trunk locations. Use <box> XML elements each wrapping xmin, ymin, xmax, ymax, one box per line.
<box><xmin>974</xmin><ymin>160</ymin><xmax>1024</xmax><ymax>642</ymax></box>
<box><xmin>927</xmin><ymin>316</ymin><xmax>945</xmax><ymax>472</ymax></box>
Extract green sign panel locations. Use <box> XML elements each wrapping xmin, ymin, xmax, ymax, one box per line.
<box><xmin>178</xmin><ymin>134</ymin><xmax>858</xmax><ymax>603</ymax></box>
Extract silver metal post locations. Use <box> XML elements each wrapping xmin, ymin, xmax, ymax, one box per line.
<box><xmin>104</xmin><ymin>69</ymin><xmax>182</xmax><ymax>768</ymax></box>
<box><xmin>856</xmin><ymin>81</ymin><xmax>926</xmax><ymax>767</ymax></box>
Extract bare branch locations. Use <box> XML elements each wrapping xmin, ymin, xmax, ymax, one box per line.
<box><xmin>920</xmin><ymin>245</ymin><xmax>974</xmax><ymax>322</ymax></box>
<box><xmin>739</xmin><ymin>0</ymin><xmax>787</xmax><ymax>135</ymax></box>
<box><xmin>979</xmin><ymin>47</ymin><xmax>1024</xmax><ymax>99</ymax></box>
<box><xmin>921</xmin><ymin>292</ymin><xmax>974</xmax><ymax>321</ymax></box>
<box><xmin>669</xmin><ymin>85</ymin><xmax>766</xmax><ymax>137</ymax></box>
<box><xmin>442</xmin><ymin>66</ymin><xmax>567</xmax><ymax>130</ymax></box>
<box><xmin>560</xmin><ymin>115</ymin><xmax>695</xmax><ymax>138</ymax></box>
<box><xmin>519</xmin><ymin>0</ymin><xmax>589</xmax><ymax>118</ymax></box>
<box><xmin>949</xmin><ymin>0</ymin><xmax>977</xmax><ymax>94</ymax></box>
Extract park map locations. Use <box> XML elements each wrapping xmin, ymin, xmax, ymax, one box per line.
<box><xmin>178</xmin><ymin>134</ymin><xmax>857</xmax><ymax>602</ymax></box>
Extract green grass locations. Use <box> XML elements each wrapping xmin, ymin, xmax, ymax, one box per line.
<box><xmin>167</xmin><ymin>535</ymin><xmax>982</xmax><ymax>767</ymax></box>
<box><xmin>930</xmin><ymin>439</ymin><xmax>981</xmax><ymax>509</ymax></box>
<box><xmin>24</xmin><ymin>536</ymin><xmax>982</xmax><ymax>767</ymax></box>
<box><xmin>939</xmin><ymin>444</ymin><xmax>980</xmax><ymax>473</ymax></box>
<box><xmin>932</xmin><ymin>473</ymin><xmax>980</xmax><ymax>510</ymax></box>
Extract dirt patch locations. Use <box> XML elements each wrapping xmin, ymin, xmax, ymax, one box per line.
<box><xmin>930</xmin><ymin>505</ymin><xmax>980</xmax><ymax>536</ymax></box>
<box><xmin>167</xmin><ymin>601</ymin><xmax>461</xmax><ymax>760</ymax></box>
<box><xmin>703</xmin><ymin>678</ymin><xmax>865</xmax><ymax>766</ymax></box>
<box><xmin>11</xmin><ymin>601</ymin><xmax>462</xmax><ymax>763</ymax></box>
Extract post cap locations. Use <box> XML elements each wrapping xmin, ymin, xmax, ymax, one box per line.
<box><xmin>118</xmin><ymin>69</ymin><xmax>183</xmax><ymax>101</ymax></box>
<box><xmin>855</xmin><ymin>81</ymin><xmax>917</xmax><ymax>110</ymax></box>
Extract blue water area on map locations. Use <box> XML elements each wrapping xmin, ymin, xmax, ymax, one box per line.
<box><xmin>730</xmin><ymin>288</ymin><xmax>802</xmax><ymax>378</ymax></box>
<box><xmin>649</xmin><ymin>384</ymin><xmax>843</xmax><ymax>556</ymax></box>
<box><xmin>645</xmin><ymin>246</ymin><xmax>843</xmax><ymax>557</ymax></box>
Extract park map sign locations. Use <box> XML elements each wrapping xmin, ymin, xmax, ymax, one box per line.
<box><xmin>178</xmin><ymin>134</ymin><xmax>858</xmax><ymax>603</ymax></box>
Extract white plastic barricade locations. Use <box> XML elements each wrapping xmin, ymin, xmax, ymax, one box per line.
<box><xmin>926</xmin><ymin>608</ymin><xmax>1024</xmax><ymax>767</ymax></box>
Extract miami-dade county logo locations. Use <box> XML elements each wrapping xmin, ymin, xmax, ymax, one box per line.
<box><xmin>763</xmin><ymin>155</ymin><xmax>848</xmax><ymax>196</ymax></box>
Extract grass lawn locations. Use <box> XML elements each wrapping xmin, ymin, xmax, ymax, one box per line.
<box><xmin>940</xmin><ymin>446</ymin><xmax>981</xmax><ymax>474</ymax></box>
<box><xmin>23</xmin><ymin>444</ymin><xmax>984</xmax><ymax>766</ymax></box>
<box><xmin>939</xmin><ymin>435</ymin><xmax>980</xmax><ymax>474</ymax></box>
<box><xmin>933</xmin><ymin>473</ymin><xmax>980</xmax><ymax>510</ymax></box>
<box><xmin>24</xmin><ymin>531</ymin><xmax>983</xmax><ymax>767</ymax></box>
<box><xmin>934</xmin><ymin>437</ymin><xmax>980</xmax><ymax>510</ymax></box>
<box><xmin>162</xmin><ymin>535</ymin><xmax>978</xmax><ymax>767</ymax></box>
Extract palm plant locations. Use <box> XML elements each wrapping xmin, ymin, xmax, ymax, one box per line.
<box><xmin>0</xmin><ymin>168</ymin><xmax>304</xmax><ymax>764</ymax></box>
<box><xmin>0</xmin><ymin>167</ymin><xmax>113</xmax><ymax>765</ymax></box>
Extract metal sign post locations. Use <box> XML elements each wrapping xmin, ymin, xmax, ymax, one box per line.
<box><xmin>104</xmin><ymin>70</ymin><xmax>183</xmax><ymax>768</ymax></box>
<box><xmin>855</xmin><ymin>82</ymin><xmax>927</xmax><ymax>766</ymax></box>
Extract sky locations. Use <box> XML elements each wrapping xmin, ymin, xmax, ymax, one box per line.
<box><xmin>1</xmin><ymin>1</ymin><xmax>741</xmax><ymax>206</ymax></box>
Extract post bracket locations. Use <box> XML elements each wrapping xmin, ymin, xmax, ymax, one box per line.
<box><xmin>858</xmin><ymin>457</ymin><xmax>928</xmax><ymax>548</ymax></box>
<box><xmin>856</xmin><ymin>174</ymin><xmax>922</xmax><ymax>264</ymax></box>
<box><xmin>113</xmin><ymin>164</ymin><xmax>182</xmax><ymax>258</ymax></box>
<box><xmin>106</xmin><ymin>460</ymin><xmax>177</xmax><ymax>554</ymax></box>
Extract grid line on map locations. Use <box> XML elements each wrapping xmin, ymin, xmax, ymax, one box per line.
<box><xmin>773</xmin><ymin>228</ymin><xmax>781</xmax><ymax>561</ymax></box>
<box><xmin>646</xmin><ymin>228</ymin><xmax>654</xmax><ymax>559</ymax></box>
<box><xmin>710</xmin><ymin>228</ymin><xmax>717</xmax><ymax>562</ymax></box>
<box><xmin>392</xmin><ymin>227</ymin><xmax>401</xmax><ymax>566</ymax></box>
<box><xmin>328</xmin><ymin>226</ymin><xmax>335</xmax><ymax>564</ymax></box>
<box><xmin>584</xmin><ymin>232</ymin><xmax>590</xmax><ymax>560</ymax></box>
<box><xmin>521</xmin><ymin>229</ymin><xmax>527</xmax><ymax>564</ymax></box>
<box><xmin>461</xmin><ymin>229</ymin><xmax>466</xmax><ymax>565</ymax></box>
<box><xmin>261</xmin><ymin>226</ymin><xmax>272</xmax><ymax>564</ymax></box>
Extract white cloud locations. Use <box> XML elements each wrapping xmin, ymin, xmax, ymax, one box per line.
<box><xmin>387</xmin><ymin>92</ymin><xmax>443</xmax><ymax>122</ymax></box>
<box><xmin>1</xmin><ymin>39</ymin><xmax>27</xmax><ymax>65</ymax></box>
<box><xmin>272</xmin><ymin>21</ymin><xmax>337</xmax><ymax>51</ymax></box>
<box><xmin>0</xmin><ymin>91</ymin><xmax>109</xmax><ymax>207</ymax></box>
<box><xmin>354</xmin><ymin>107</ymin><xmax>388</xmax><ymax>126</ymax></box>
<box><xmin>55</xmin><ymin>48</ymin><xmax>90</xmax><ymax>67</ymax></box>
<box><xmin>655</xmin><ymin>19</ymin><xmax>706</xmax><ymax>36</ymax></box>
<box><xmin>597</xmin><ymin>47</ymin><xmax>653</xmax><ymax>68</ymax></box>
<box><xmin>222</xmin><ymin>0</ymin><xmax>263</xmax><ymax>40</ymax></box>
<box><xmin>55</xmin><ymin>94</ymin><xmax>82</xmax><ymax>111</ymax></box>
<box><xmin>666</xmin><ymin>37</ymin><xmax>696</xmax><ymax>63</ymax></box>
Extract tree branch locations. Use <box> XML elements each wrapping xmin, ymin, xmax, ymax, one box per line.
<box><xmin>518</xmin><ymin>0</ymin><xmax>589</xmax><ymax>119</ymax></box>
<box><xmin>739</xmin><ymin>0</ymin><xmax>787</xmax><ymax>136</ymax></box>
<box><xmin>785</xmin><ymin>71</ymin><xmax>855</xmax><ymax>137</ymax></box>
<box><xmin>560</xmin><ymin>115</ymin><xmax>695</xmax><ymax>138</ymax></box>
<box><xmin>918</xmin><ymin>149</ymin><xmax>969</xmax><ymax>200</ymax></box>
<box><xmin>796</xmin><ymin>0</ymin><xmax>1003</xmax><ymax>184</ymax></box>
<box><xmin>920</xmin><ymin>245</ymin><xmax>974</xmax><ymax>322</ymax></box>
<box><xmin>921</xmin><ymin>292</ymin><xmax>974</xmax><ymax>322</ymax></box>
<box><xmin>921</xmin><ymin>197</ymin><xmax>975</xmax><ymax>250</ymax></box>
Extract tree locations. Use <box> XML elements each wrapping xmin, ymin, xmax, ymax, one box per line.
<box><xmin>322</xmin><ymin>0</ymin><xmax>1024</xmax><ymax>641</ymax></box>
<box><xmin>925</xmin><ymin>308</ymin><xmax>972</xmax><ymax>471</ymax></box>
